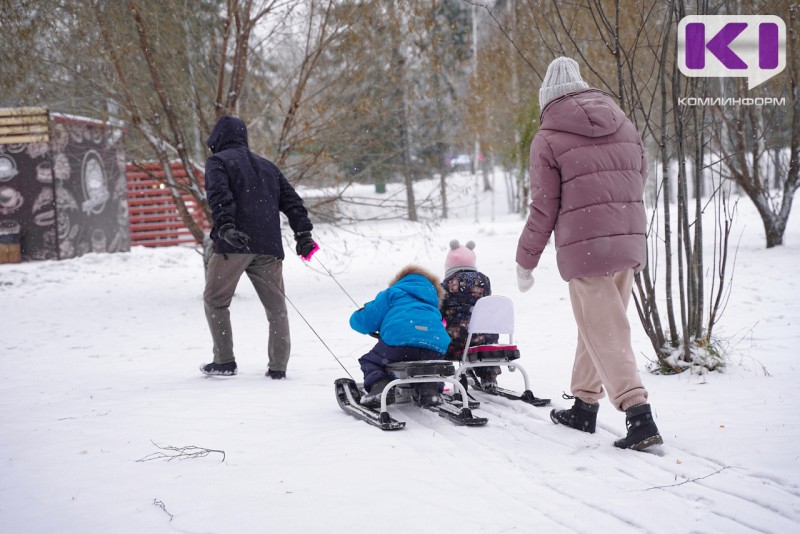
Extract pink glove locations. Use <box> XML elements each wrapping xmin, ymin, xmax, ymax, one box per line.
<box><xmin>301</xmin><ymin>243</ymin><xmax>320</xmax><ymax>262</ymax></box>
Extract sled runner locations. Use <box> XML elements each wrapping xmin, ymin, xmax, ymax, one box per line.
<box><xmin>335</xmin><ymin>360</ymin><xmax>488</xmax><ymax>430</ymax></box>
<box><xmin>450</xmin><ymin>295</ymin><xmax>550</xmax><ymax>407</ymax></box>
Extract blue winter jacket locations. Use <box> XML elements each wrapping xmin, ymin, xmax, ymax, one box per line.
<box><xmin>350</xmin><ymin>266</ymin><xmax>450</xmax><ymax>354</ymax></box>
<box><xmin>205</xmin><ymin>116</ymin><xmax>312</xmax><ymax>256</ymax></box>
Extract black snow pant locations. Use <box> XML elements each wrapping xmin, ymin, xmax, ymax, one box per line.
<box><xmin>359</xmin><ymin>340</ymin><xmax>443</xmax><ymax>390</ymax></box>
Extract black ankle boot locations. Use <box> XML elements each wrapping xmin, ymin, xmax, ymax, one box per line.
<box><xmin>199</xmin><ymin>361</ymin><xmax>238</xmax><ymax>376</ymax></box>
<box><xmin>550</xmin><ymin>395</ymin><xmax>599</xmax><ymax>433</ymax></box>
<box><xmin>360</xmin><ymin>378</ymin><xmax>395</xmax><ymax>408</ymax></box>
<box><xmin>413</xmin><ymin>382</ymin><xmax>443</xmax><ymax>407</ymax></box>
<box><xmin>614</xmin><ymin>403</ymin><xmax>663</xmax><ymax>450</ymax></box>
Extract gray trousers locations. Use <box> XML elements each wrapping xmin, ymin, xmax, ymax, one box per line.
<box><xmin>204</xmin><ymin>253</ymin><xmax>291</xmax><ymax>371</ymax></box>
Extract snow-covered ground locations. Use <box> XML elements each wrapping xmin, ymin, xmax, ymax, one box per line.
<box><xmin>1</xmin><ymin>172</ymin><xmax>799</xmax><ymax>533</ymax></box>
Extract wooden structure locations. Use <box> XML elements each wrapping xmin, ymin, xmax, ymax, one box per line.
<box><xmin>0</xmin><ymin>107</ymin><xmax>129</xmax><ymax>261</ymax></box>
<box><xmin>126</xmin><ymin>161</ymin><xmax>209</xmax><ymax>247</ymax></box>
<box><xmin>0</xmin><ymin>107</ymin><xmax>49</xmax><ymax>144</ymax></box>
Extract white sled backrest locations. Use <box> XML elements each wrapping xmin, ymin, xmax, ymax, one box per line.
<box><xmin>467</xmin><ymin>295</ymin><xmax>514</xmax><ymax>336</ymax></box>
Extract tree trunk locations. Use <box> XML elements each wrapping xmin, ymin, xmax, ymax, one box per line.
<box><xmin>661</xmin><ymin>2</ymin><xmax>679</xmax><ymax>348</ymax></box>
<box><xmin>387</xmin><ymin>3</ymin><xmax>416</xmax><ymax>222</ymax></box>
<box><xmin>761</xmin><ymin>205</ymin><xmax>787</xmax><ymax>248</ymax></box>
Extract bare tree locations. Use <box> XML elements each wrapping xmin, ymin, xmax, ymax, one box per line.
<box><xmin>711</xmin><ymin>1</ymin><xmax>800</xmax><ymax>248</ymax></box>
<box><xmin>94</xmin><ymin>1</ymin><xmax>212</xmax><ymax>246</ymax></box>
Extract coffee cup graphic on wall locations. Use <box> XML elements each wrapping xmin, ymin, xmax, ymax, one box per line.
<box><xmin>0</xmin><ymin>155</ymin><xmax>18</xmax><ymax>182</ymax></box>
<box><xmin>0</xmin><ymin>186</ymin><xmax>23</xmax><ymax>215</ymax></box>
<box><xmin>81</xmin><ymin>150</ymin><xmax>109</xmax><ymax>215</ymax></box>
<box><xmin>36</xmin><ymin>161</ymin><xmax>53</xmax><ymax>184</ymax></box>
<box><xmin>678</xmin><ymin>15</ymin><xmax>786</xmax><ymax>90</ymax></box>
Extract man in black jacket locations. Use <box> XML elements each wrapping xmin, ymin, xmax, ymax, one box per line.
<box><xmin>200</xmin><ymin>115</ymin><xmax>317</xmax><ymax>378</ymax></box>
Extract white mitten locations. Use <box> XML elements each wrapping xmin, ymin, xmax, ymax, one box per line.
<box><xmin>516</xmin><ymin>264</ymin><xmax>535</xmax><ymax>293</ymax></box>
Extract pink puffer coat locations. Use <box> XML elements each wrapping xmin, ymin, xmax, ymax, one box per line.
<box><xmin>516</xmin><ymin>89</ymin><xmax>647</xmax><ymax>281</ymax></box>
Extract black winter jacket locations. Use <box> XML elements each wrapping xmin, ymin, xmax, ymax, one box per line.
<box><xmin>205</xmin><ymin>116</ymin><xmax>312</xmax><ymax>257</ymax></box>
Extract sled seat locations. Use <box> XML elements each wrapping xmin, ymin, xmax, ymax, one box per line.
<box><xmin>378</xmin><ymin>361</ymin><xmax>481</xmax><ymax>414</ymax></box>
<box><xmin>466</xmin><ymin>344</ymin><xmax>520</xmax><ymax>362</ymax></box>
<box><xmin>386</xmin><ymin>360</ymin><xmax>455</xmax><ymax>379</ymax></box>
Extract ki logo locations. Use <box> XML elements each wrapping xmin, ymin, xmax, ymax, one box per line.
<box><xmin>678</xmin><ymin>15</ymin><xmax>786</xmax><ymax>90</ymax></box>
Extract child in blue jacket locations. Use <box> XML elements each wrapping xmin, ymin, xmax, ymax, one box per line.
<box><xmin>350</xmin><ymin>264</ymin><xmax>450</xmax><ymax>407</ymax></box>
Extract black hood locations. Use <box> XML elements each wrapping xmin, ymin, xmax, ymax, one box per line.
<box><xmin>207</xmin><ymin>115</ymin><xmax>249</xmax><ymax>154</ymax></box>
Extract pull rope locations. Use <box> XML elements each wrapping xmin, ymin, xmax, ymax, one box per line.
<box><xmin>279</xmin><ymin>287</ymin><xmax>355</xmax><ymax>381</ymax></box>
<box><xmin>260</xmin><ymin>257</ymin><xmax>355</xmax><ymax>381</ymax></box>
<box><xmin>313</xmin><ymin>255</ymin><xmax>360</xmax><ymax>309</ymax></box>
<box><xmin>224</xmin><ymin>243</ymin><xmax>356</xmax><ymax>379</ymax></box>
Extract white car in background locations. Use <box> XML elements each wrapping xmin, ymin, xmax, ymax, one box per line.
<box><xmin>449</xmin><ymin>154</ymin><xmax>471</xmax><ymax>169</ymax></box>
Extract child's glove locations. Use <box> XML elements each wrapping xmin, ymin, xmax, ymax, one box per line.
<box><xmin>516</xmin><ymin>264</ymin><xmax>535</xmax><ymax>293</ymax></box>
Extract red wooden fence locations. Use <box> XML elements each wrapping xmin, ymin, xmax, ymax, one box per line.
<box><xmin>126</xmin><ymin>161</ymin><xmax>210</xmax><ymax>247</ymax></box>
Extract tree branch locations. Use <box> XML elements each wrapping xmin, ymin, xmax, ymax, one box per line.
<box><xmin>644</xmin><ymin>465</ymin><xmax>735</xmax><ymax>491</ymax></box>
<box><xmin>136</xmin><ymin>441</ymin><xmax>226</xmax><ymax>462</ymax></box>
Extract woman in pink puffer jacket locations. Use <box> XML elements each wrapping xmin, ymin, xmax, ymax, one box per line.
<box><xmin>516</xmin><ymin>57</ymin><xmax>662</xmax><ymax>451</ymax></box>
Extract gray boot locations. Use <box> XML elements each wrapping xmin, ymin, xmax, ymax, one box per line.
<box><xmin>360</xmin><ymin>378</ymin><xmax>395</xmax><ymax>408</ymax></box>
<box><xmin>413</xmin><ymin>382</ymin><xmax>443</xmax><ymax>407</ymax></box>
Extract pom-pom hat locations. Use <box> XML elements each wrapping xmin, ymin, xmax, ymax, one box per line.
<box><xmin>445</xmin><ymin>239</ymin><xmax>476</xmax><ymax>277</ymax></box>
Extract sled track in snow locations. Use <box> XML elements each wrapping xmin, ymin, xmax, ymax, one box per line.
<box><xmin>402</xmin><ymin>394</ymin><xmax>800</xmax><ymax>533</ymax></box>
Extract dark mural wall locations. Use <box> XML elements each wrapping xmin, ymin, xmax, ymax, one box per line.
<box><xmin>0</xmin><ymin>115</ymin><xmax>130</xmax><ymax>261</ymax></box>
<box><xmin>0</xmin><ymin>140</ymin><xmax>57</xmax><ymax>260</ymax></box>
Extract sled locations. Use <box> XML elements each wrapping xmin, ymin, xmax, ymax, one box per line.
<box><xmin>450</xmin><ymin>295</ymin><xmax>550</xmax><ymax>407</ymax></box>
<box><xmin>335</xmin><ymin>360</ymin><xmax>488</xmax><ymax>430</ymax></box>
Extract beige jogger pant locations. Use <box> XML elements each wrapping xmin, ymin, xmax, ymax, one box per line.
<box><xmin>568</xmin><ymin>268</ymin><xmax>648</xmax><ymax>411</ymax></box>
<box><xmin>204</xmin><ymin>253</ymin><xmax>291</xmax><ymax>371</ymax></box>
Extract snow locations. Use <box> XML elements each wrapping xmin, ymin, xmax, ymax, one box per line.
<box><xmin>1</xmin><ymin>172</ymin><xmax>799</xmax><ymax>533</ymax></box>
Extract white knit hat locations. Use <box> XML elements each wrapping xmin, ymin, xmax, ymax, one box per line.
<box><xmin>539</xmin><ymin>57</ymin><xmax>590</xmax><ymax>110</ymax></box>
